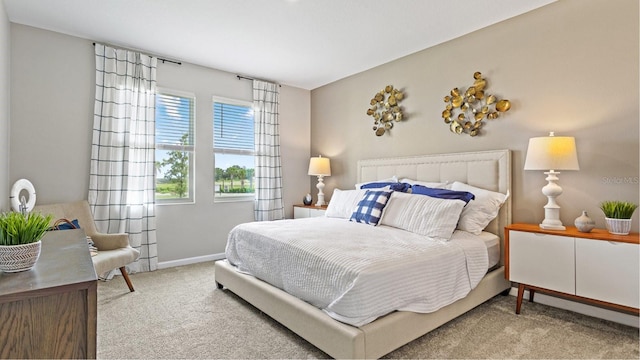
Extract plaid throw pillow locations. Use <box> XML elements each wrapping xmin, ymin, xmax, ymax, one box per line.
<box><xmin>349</xmin><ymin>189</ymin><xmax>393</xmax><ymax>226</ymax></box>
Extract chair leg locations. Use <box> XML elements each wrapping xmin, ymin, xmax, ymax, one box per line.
<box><xmin>119</xmin><ymin>266</ymin><xmax>135</xmax><ymax>292</ymax></box>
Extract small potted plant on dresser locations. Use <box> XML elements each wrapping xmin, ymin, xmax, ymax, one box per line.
<box><xmin>599</xmin><ymin>200</ymin><xmax>638</xmax><ymax>235</ymax></box>
<box><xmin>0</xmin><ymin>211</ymin><xmax>53</xmax><ymax>272</ymax></box>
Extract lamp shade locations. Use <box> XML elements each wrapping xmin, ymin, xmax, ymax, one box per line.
<box><xmin>308</xmin><ymin>156</ymin><xmax>331</xmax><ymax>176</ymax></box>
<box><xmin>524</xmin><ymin>132</ymin><xmax>579</xmax><ymax>171</ymax></box>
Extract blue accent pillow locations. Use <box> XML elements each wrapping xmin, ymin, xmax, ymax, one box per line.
<box><xmin>358</xmin><ymin>181</ymin><xmax>395</xmax><ymax>189</ymax></box>
<box><xmin>53</xmin><ymin>219</ymin><xmax>81</xmax><ymax>230</ymax></box>
<box><xmin>411</xmin><ymin>185</ymin><xmax>475</xmax><ymax>204</ymax></box>
<box><xmin>360</xmin><ymin>182</ymin><xmax>411</xmax><ymax>193</ymax></box>
<box><xmin>349</xmin><ymin>190</ymin><xmax>393</xmax><ymax>226</ymax></box>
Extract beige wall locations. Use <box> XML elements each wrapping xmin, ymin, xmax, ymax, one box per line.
<box><xmin>0</xmin><ymin>0</ymin><xmax>10</xmax><ymax>212</ymax></box>
<box><xmin>7</xmin><ymin>0</ymin><xmax>639</xmax><ymax>265</ymax></box>
<box><xmin>311</xmin><ymin>0</ymin><xmax>639</xmax><ymax>232</ymax></box>
<box><xmin>9</xmin><ymin>24</ymin><xmax>311</xmax><ymax>263</ymax></box>
<box><xmin>153</xmin><ymin>59</ymin><xmax>310</xmax><ymax>263</ymax></box>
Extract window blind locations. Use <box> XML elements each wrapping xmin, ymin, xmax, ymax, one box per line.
<box><xmin>156</xmin><ymin>93</ymin><xmax>194</xmax><ymax>150</ymax></box>
<box><xmin>213</xmin><ymin>102</ymin><xmax>254</xmax><ymax>154</ymax></box>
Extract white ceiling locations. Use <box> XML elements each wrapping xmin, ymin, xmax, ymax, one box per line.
<box><xmin>4</xmin><ymin>0</ymin><xmax>555</xmax><ymax>90</ymax></box>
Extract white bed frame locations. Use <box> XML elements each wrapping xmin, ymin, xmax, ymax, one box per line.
<box><xmin>215</xmin><ymin>149</ymin><xmax>512</xmax><ymax>359</ymax></box>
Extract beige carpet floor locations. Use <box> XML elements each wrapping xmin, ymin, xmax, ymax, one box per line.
<box><xmin>97</xmin><ymin>261</ymin><xmax>639</xmax><ymax>359</ymax></box>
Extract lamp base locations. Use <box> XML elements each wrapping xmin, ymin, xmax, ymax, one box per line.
<box><xmin>539</xmin><ymin>223</ymin><xmax>566</xmax><ymax>231</ymax></box>
<box><xmin>315</xmin><ymin>175</ymin><xmax>326</xmax><ymax>207</ymax></box>
<box><xmin>539</xmin><ymin>170</ymin><xmax>566</xmax><ymax>231</ymax></box>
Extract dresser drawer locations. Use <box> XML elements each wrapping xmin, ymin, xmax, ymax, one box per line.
<box><xmin>509</xmin><ymin>230</ymin><xmax>575</xmax><ymax>295</ymax></box>
<box><xmin>576</xmin><ymin>238</ymin><xmax>639</xmax><ymax>308</ymax></box>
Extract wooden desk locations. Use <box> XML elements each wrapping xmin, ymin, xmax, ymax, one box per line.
<box><xmin>0</xmin><ymin>229</ymin><xmax>98</xmax><ymax>359</ymax></box>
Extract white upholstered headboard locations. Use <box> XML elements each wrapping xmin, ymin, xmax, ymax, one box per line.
<box><xmin>357</xmin><ymin>150</ymin><xmax>511</xmax><ymax>264</ymax></box>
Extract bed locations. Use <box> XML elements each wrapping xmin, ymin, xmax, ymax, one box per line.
<box><xmin>215</xmin><ymin>149</ymin><xmax>512</xmax><ymax>359</ymax></box>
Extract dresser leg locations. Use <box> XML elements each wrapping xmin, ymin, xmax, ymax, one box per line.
<box><xmin>516</xmin><ymin>283</ymin><xmax>525</xmax><ymax>314</ymax></box>
<box><xmin>529</xmin><ymin>288</ymin><xmax>535</xmax><ymax>303</ymax></box>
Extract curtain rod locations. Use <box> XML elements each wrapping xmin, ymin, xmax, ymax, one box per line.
<box><xmin>237</xmin><ymin>75</ymin><xmax>281</xmax><ymax>87</ymax></box>
<box><xmin>92</xmin><ymin>42</ymin><xmax>182</xmax><ymax>65</ymax></box>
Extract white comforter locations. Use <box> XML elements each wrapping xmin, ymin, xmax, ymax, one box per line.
<box><xmin>225</xmin><ymin>217</ymin><xmax>488</xmax><ymax>327</ymax></box>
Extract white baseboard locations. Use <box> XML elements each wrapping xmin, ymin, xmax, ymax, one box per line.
<box><xmin>157</xmin><ymin>253</ymin><xmax>225</xmax><ymax>270</ymax></box>
<box><xmin>508</xmin><ymin>287</ymin><xmax>639</xmax><ymax>328</ymax></box>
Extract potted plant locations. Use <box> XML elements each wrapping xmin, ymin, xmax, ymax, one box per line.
<box><xmin>0</xmin><ymin>211</ymin><xmax>53</xmax><ymax>272</ymax></box>
<box><xmin>599</xmin><ymin>201</ymin><xmax>637</xmax><ymax>235</ymax></box>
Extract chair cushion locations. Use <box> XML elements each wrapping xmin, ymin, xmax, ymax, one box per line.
<box><xmin>91</xmin><ymin>233</ymin><xmax>130</xmax><ymax>251</ymax></box>
<box><xmin>92</xmin><ymin>246</ymin><xmax>140</xmax><ymax>276</ymax></box>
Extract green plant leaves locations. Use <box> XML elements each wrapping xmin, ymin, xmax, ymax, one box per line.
<box><xmin>599</xmin><ymin>201</ymin><xmax>638</xmax><ymax>219</ymax></box>
<box><xmin>0</xmin><ymin>212</ymin><xmax>53</xmax><ymax>246</ymax></box>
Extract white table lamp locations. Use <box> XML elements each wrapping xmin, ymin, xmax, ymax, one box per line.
<box><xmin>308</xmin><ymin>155</ymin><xmax>331</xmax><ymax>206</ymax></box>
<box><xmin>524</xmin><ymin>132</ymin><xmax>579</xmax><ymax>230</ymax></box>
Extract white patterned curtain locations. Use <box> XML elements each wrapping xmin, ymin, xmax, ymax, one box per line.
<box><xmin>253</xmin><ymin>80</ymin><xmax>285</xmax><ymax>221</ymax></box>
<box><xmin>89</xmin><ymin>43</ymin><xmax>158</xmax><ymax>273</ymax></box>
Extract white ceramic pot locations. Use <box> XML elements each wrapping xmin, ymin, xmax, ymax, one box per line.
<box><xmin>574</xmin><ymin>210</ymin><xmax>595</xmax><ymax>233</ymax></box>
<box><xmin>0</xmin><ymin>240</ymin><xmax>42</xmax><ymax>272</ymax></box>
<box><xmin>604</xmin><ymin>218</ymin><xmax>632</xmax><ymax>235</ymax></box>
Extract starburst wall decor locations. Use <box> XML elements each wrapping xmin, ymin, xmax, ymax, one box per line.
<box><xmin>366</xmin><ymin>85</ymin><xmax>405</xmax><ymax>136</ymax></box>
<box><xmin>441</xmin><ymin>72</ymin><xmax>511</xmax><ymax>137</ymax></box>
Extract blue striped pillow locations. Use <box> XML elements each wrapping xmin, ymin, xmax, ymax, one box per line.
<box><xmin>411</xmin><ymin>184</ymin><xmax>475</xmax><ymax>204</ymax></box>
<box><xmin>360</xmin><ymin>182</ymin><xmax>411</xmax><ymax>193</ymax></box>
<box><xmin>349</xmin><ymin>190</ymin><xmax>393</xmax><ymax>226</ymax></box>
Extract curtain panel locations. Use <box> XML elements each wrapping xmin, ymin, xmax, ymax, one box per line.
<box><xmin>89</xmin><ymin>43</ymin><xmax>158</xmax><ymax>273</ymax></box>
<box><xmin>253</xmin><ymin>80</ymin><xmax>285</xmax><ymax>221</ymax></box>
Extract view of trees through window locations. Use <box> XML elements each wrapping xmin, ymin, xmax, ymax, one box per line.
<box><xmin>213</xmin><ymin>99</ymin><xmax>255</xmax><ymax>199</ymax></box>
<box><xmin>155</xmin><ymin>90</ymin><xmax>195</xmax><ymax>202</ymax></box>
<box><xmin>154</xmin><ymin>92</ymin><xmax>255</xmax><ymax>202</ymax></box>
<box><xmin>214</xmin><ymin>161</ymin><xmax>254</xmax><ymax>195</ymax></box>
<box><xmin>156</xmin><ymin>134</ymin><xmax>191</xmax><ymax>199</ymax></box>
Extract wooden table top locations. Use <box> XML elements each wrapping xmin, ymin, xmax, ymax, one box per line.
<box><xmin>0</xmin><ymin>229</ymin><xmax>97</xmax><ymax>299</ymax></box>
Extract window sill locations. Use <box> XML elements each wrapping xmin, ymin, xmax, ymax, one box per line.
<box><xmin>214</xmin><ymin>196</ymin><xmax>254</xmax><ymax>203</ymax></box>
<box><xmin>156</xmin><ymin>200</ymin><xmax>195</xmax><ymax>206</ymax></box>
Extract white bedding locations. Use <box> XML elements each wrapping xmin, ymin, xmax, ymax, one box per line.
<box><xmin>225</xmin><ymin>217</ymin><xmax>489</xmax><ymax>327</ymax></box>
<box><xmin>479</xmin><ymin>231</ymin><xmax>500</xmax><ymax>268</ymax></box>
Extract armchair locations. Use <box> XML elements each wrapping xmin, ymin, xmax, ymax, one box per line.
<box><xmin>34</xmin><ymin>200</ymin><xmax>140</xmax><ymax>292</ymax></box>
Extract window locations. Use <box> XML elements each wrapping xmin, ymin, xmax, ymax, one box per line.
<box><xmin>155</xmin><ymin>89</ymin><xmax>195</xmax><ymax>203</ymax></box>
<box><xmin>213</xmin><ymin>97</ymin><xmax>254</xmax><ymax>201</ymax></box>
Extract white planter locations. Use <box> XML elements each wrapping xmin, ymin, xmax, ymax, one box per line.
<box><xmin>604</xmin><ymin>218</ymin><xmax>632</xmax><ymax>235</ymax></box>
<box><xmin>0</xmin><ymin>240</ymin><xmax>42</xmax><ymax>272</ymax></box>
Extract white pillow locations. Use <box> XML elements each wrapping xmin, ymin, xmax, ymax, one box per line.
<box><xmin>449</xmin><ymin>181</ymin><xmax>509</xmax><ymax>235</ymax></box>
<box><xmin>325</xmin><ymin>189</ymin><xmax>368</xmax><ymax>219</ymax></box>
<box><xmin>401</xmin><ymin>178</ymin><xmax>448</xmax><ymax>189</ymax></box>
<box><xmin>354</xmin><ymin>176</ymin><xmax>398</xmax><ymax>189</ymax></box>
<box><xmin>380</xmin><ymin>192</ymin><xmax>466</xmax><ymax>240</ymax></box>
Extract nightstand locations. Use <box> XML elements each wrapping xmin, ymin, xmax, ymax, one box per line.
<box><xmin>505</xmin><ymin>223</ymin><xmax>639</xmax><ymax>315</ymax></box>
<box><xmin>293</xmin><ymin>204</ymin><xmax>327</xmax><ymax>219</ymax></box>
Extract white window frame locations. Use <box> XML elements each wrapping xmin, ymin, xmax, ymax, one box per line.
<box><xmin>155</xmin><ymin>87</ymin><xmax>196</xmax><ymax>205</ymax></box>
<box><xmin>213</xmin><ymin>96</ymin><xmax>255</xmax><ymax>203</ymax></box>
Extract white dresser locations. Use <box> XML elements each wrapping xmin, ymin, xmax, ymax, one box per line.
<box><xmin>505</xmin><ymin>223</ymin><xmax>639</xmax><ymax>315</ymax></box>
<box><xmin>293</xmin><ymin>204</ymin><xmax>327</xmax><ymax>219</ymax></box>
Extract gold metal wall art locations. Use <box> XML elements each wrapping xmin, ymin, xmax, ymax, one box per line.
<box><xmin>442</xmin><ymin>72</ymin><xmax>511</xmax><ymax>137</ymax></box>
<box><xmin>366</xmin><ymin>85</ymin><xmax>405</xmax><ymax>136</ymax></box>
